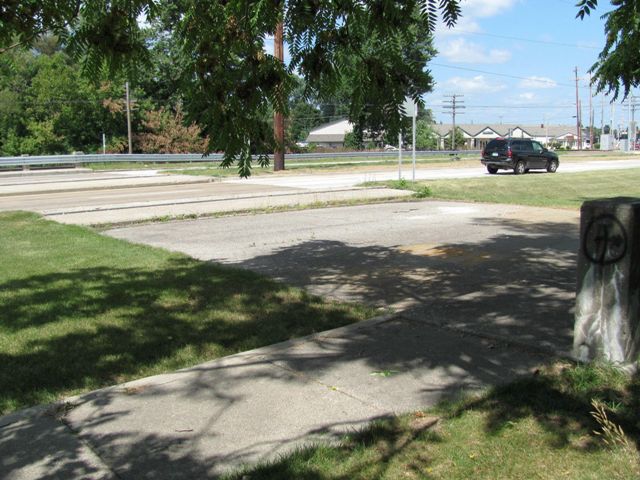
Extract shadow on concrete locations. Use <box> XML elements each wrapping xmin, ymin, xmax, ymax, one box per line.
<box><xmin>235</xmin><ymin>216</ymin><xmax>579</xmax><ymax>353</ymax></box>
<box><xmin>1</xmin><ymin>215</ymin><xmax>596</xmax><ymax>479</ymax></box>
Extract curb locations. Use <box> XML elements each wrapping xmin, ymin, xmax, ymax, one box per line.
<box><xmin>0</xmin><ymin>311</ymin><xmax>398</xmax><ymax>429</ymax></box>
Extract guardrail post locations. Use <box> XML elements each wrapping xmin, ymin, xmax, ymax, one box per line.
<box><xmin>573</xmin><ymin>197</ymin><xmax>640</xmax><ymax>368</ymax></box>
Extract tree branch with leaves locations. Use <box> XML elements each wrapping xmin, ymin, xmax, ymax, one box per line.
<box><xmin>1</xmin><ymin>0</ymin><xmax>461</xmax><ymax>176</ymax></box>
<box><xmin>577</xmin><ymin>0</ymin><xmax>640</xmax><ymax>100</ymax></box>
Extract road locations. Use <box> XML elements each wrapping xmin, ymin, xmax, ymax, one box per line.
<box><xmin>224</xmin><ymin>158</ymin><xmax>640</xmax><ymax>189</ymax></box>
<box><xmin>1</xmin><ymin>157</ymin><xmax>639</xmax><ymax>224</ymax></box>
<box><xmin>106</xmin><ymin>200</ymin><xmax>580</xmax><ymax>355</ymax></box>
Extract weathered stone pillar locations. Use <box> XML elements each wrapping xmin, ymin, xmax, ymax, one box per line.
<box><xmin>573</xmin><ymin>197</ymin><xmax>640</xmax><ymax>366</ymax></box>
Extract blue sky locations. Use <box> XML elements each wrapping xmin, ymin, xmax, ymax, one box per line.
<box><xmin>426</xmin><ymin>0</ymin><xmax>621</xmax><ymax>127</ymax></box>
<box><xmin>265</xmin><ymin>1</ymin><xmax>629</xmax><ymax>128</ymax></box>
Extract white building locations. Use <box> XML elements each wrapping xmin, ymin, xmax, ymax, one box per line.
<box><xmin>306</xmin><ymin>119</ymin><xmax>580</xmax><ymax>149</ymax></box>
<box><xmin>431</xmin><ymin>124</ymin><xmax>578</xmax><ymax>149</ymax></box>
<box><xmin>305</xmin><ymin>119</ymin><xmax>353</xmax><ymax>148</ymax></box>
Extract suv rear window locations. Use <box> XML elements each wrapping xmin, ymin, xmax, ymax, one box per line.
<box><xmin>485</xmin><ymin>139</ymin><xmax>507</xmax><ymax>151</ymax></box>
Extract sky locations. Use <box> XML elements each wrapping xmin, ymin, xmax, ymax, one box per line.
<box><xmin>264</xmin><ymin>1</ymin><xmax>632</xmax><ymax>129</ymax></box>
<box><xmin>425</xmin><ymin>0</ymin><xmax>621</xmax><ymax>127</ymax></box>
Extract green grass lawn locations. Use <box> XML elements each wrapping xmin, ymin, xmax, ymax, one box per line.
<box><xmin>0</xmin><ymin>211</ymin><xmax>375</xmax><ymax>414</ymax></box>
<box><xmin>227</xmin><ymin>363</ymin><xmax>640</xmax><ymax>479</ymax></box>
<box><xmin>383</xmin><ymin>168</ymin><xmax>640</xmax><ymax>209</ymax></box>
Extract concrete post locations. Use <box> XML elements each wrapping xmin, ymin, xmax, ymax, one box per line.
<box><xmin>573</xmin><ymin>198</ymin><xmax>640</xmax><ymax>367</ymax></box>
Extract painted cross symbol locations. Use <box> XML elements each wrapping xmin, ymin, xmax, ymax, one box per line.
<box><xmin>584</xmin><ymin>215</ymin><xmax>627</xmax><ymax>265</ymax></box>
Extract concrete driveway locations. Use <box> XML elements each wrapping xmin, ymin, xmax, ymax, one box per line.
<box><xmin>1</xmin><ymin>199</ymin><xmax>582</xmax><ymax>480</ymax></box>
<box><xmin>106</xmin><ymin>200</ymin><xmax>580</xmax><ymax>355</ymax></box>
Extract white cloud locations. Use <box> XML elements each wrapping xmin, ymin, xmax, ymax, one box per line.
<box><xmin>436</xmin><ymin>17</ymin><xmax>482</xmax><ymax>37</ymax></box>
<box><xmin>439</xmin><ymin>38</ymin><xmax>511</xmax><ymax>64</ymax></box>
<box><xmin>518</xmin><ymin>92</ymin><xmax>536</xmax><ymax>101</ymax></box>
<box><xmin>443</xmin><ymin>75</ymin><xmax>507</xmax><ymax>93</ymax></box>
<box><xmin>461</xmin><ymin>0</ymin><xmax>519</xmax><ymax>18</ymax></box>
<box><xmin>519</xmin><ymin>76</ymin><xmax>558</xmax><ymax>89</ymax></box>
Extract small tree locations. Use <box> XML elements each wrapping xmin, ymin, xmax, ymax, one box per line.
<box><xmin>136</xmin><ymin>106</ymin><xmax>207</xmax><ymax>153</ymax></box>
<box><xmin>344</xmin><ymin>131</ymin><xmax>363</xmax><ymax>150</ymax></box>
<box><xmin>449</xmin><ymin>127</ymin><xmax>466</xmax><ymax>150</ymax></box>
<box><xmin>415</xmin><ymin>119</ymin><xmax>438</xmax><ymax>150</ymax></box>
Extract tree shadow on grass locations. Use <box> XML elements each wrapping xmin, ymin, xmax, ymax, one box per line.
<box><xmin>441</xmin><ymin>364</ymin><xmax>640</xmax><ymax>456</ymax></box>
<box><xmin>0</xmin><ymin>257</ymin><xmax>370</xmax><ymax>413</ymax></box>
<box><xmin>5</xmin><ymin>214</ymin><xmax>628</xmax><ymax>479</ymax></box>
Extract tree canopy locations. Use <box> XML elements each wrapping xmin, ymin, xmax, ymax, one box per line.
<box><xmin>577</xmin><ymin>0</ymin><xmax>640</xmax><ymax>100</ymax></box>
<box><xmin>1</xmin><ymin>1</ymin><xmax>461</xmax><ymax>175</ymax></box>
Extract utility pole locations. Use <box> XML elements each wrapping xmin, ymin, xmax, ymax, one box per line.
<box><xmin>125</xmin><ymin>81</ymin><xmax>132</xmax><ymax>154</ymax></box>
<box><xmin>443</xmin><ymin>94</ymin><xmax>465</xmax><ymax>150</ymax></box>
<box><xmin>574</xmin><ymin>67</ymin><xmax>582</xmax><ymax>150</ymax></box>
<box><xmin>630</xmin><ymin>95</ymin><xmax>638</xmax><ymax>151</ymax></box>
<box><xmin>589</xmin><ymin>74</ymin><xmax>594</xmax><ymax>149</ymax></box>
<box><xmin>273</xmin><ymin>20</ymin><xmax>285</xmax><ymax>171</ymax></box>
<box><xmin>627</xmin><ymin>95</ymin><xmax>632</xmax><ymax>151</ymax></box>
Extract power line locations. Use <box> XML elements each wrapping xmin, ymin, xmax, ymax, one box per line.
<box><xmin>430</xmin><ymin>62</ymin><xmax>575</xmax><ymax>88</ymax></box>
<box><xmin>447</xmin><ymin>29</ymin><xmax>599</xmax><ymax>50</ymax></box>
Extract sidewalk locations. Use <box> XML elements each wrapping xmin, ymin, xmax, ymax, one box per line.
<box><xmin>1</xmin><ymin>314</ymin><xmax>547</xmax><ymax>480</ymax></box>
<box><xmin>0</xmin><ymin>168</ymin><xmax>413</xmax><ymax>225</ymax></box>
<box><xmin>1</xmin><ymin>167</ymin><xmax>564</xmax><ymax>478</ymax></box>
<box><xmin>0</xmin><ymin>169</ymin><xmax>211</xmax><ymax>196</ymax></box>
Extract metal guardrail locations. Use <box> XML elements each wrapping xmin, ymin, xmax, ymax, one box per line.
<box><xmin>0</xmin><ymin>150</ymin><xmax>479</xmax><ymax>168</ymax></box>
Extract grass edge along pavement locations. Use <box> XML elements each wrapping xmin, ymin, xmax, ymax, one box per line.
<box><xmin>226</xmin><ymin>362</ymin><xmax>640</xmax><ymax>480</ymax></box>
<box><xmin>0</xmin><ymin>211</ymin><xmax>376</xmax><ymax>415</ymax></box>
<box><xmin>371</xmin><ymin>167</ymin><xmax>640</xmax><ymax>209</ymax></box>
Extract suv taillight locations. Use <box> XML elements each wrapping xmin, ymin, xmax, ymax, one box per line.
<box><xmin>507</xmin><ymin>147</ymin><xmax>512</xmax><ymax>158</ymax></box>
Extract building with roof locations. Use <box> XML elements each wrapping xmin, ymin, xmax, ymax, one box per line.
<box><xmin>306</xmin><ymin>119</ymin><xmax>582</xmax><ymax>149</ymax></box>
<box><xmin>432</xmin><ymin>124</ymin><xmax>578</xmax><ymax>150</ymax></box>
<box><xmin>305</xmin><ymin>119</ymin><xmax>353</xmax><ymax>148</ymax></box>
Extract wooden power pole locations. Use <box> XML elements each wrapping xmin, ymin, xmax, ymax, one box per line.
<box><xmin>125</xmin><ymin>81</ymin><xmax>133</xmax><ymax>154</ymax></box>
<box><xmin>273</xmin><ymin>20</ymin><xmax>285</xmax><ymax>171</ymax></box>
<box><xmin>575</xmin><ymin>67</ymin><xmax>582</xmax><ymax>149</ymax></box>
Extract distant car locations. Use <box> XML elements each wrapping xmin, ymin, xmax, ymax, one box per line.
<box><xmin>481</xmin><ymin>138</ymin><xmax>559</xmax><ymax>175</ymax></box>
<box><xmin>384</xmin><ymin>145</ymin><xmax>399</xmax><ymax>151</ymax></box>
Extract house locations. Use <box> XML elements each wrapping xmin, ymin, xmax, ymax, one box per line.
<box><xmin>306</xmin><ymin>119</ymin><xmax>580</xmax><ymax>149</ymax></box>
<box><xmin>305</xmin><ymin>119</ymin><xmax>353</xmax><ymax>148</ymax></box>
<box><xmin>433</xmin><ymin>124</ymin><xmax>579</xmax><ymax>149</ymax></box>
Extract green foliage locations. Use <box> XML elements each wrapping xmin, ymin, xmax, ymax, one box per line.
<box><xmin>388</xmin><ymin>179</ymin><xmax>432</xmax><ymax>198</ymax></box>
<box><xmin>344</xmin><ymin>131</ymin><xmax>364</xmax><ymax>150</ymax></box>
<box><xmin>415</xmin><ymin>119</ymin><xmax>438</xmax><ymax>150</ymax></box>
<box><xmin>287</xmin><ymin>81</ymin><xmax>325</xmax><ymax>143</ymax></box>
<box><xmin>19</xmin><ymin>118</ymin><xmax>68</xmax><ymax>155</ymax></box>
<box><xmin>413</xmin><ymin>185</ymin><xmax>432</xmax><ymax>198</ymax></box>
<box><xmin>577</xmin><ymin>0</ymin><xmax>640</xmax><ymax>100</ymax></box>
<box><xmin>1</xmin><ymin>1</ymin><xmax>460</xmax><ymax>175</ymax></box>
<box><xmin>447</xmin><ymin>126</ymin><xmax>466</xmax><ymax>150</ymax></box>
<box><xmin>136</xmin><ymin>106</ymin><xmax>208</xmax><ymax>153</ymax></box>
<box><xmin>287</xmin><ymin>3</ymin><xmax>438</xmax><ymax>145</ymax></box>
<box><xmin>0</xmin><ymin>46</ymin><xmax>133</xmax><ymax>155</ymax></box>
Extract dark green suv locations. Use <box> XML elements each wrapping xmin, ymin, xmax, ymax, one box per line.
<box><xmin>481</xmin><ymin>138</ymin><xmax>559</xmax><ymax>175</ymax></box>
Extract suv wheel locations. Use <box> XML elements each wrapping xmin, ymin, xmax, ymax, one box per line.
<box><xmin>514</xmin><ymin>161</ymin><xmax>526</xmax><ymax>175</ymax></box>
<box><xmin>547</xmin><ymin>159</ymin><xmax>558</xmax><ymax>173</ymax></box>
<box><xmin>487</xmin><ymin>166</ymin><xmax>498</xmax><ymax>174</ymax></box>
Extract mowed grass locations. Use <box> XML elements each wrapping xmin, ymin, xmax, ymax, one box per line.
<box><xmin>386</xmin><ymin>168</ymin><xmax>640</xmax><ymax>209</ymax></box>
<box><xmin>0</xmin><ymin>211</ymin><xmax>375</xmax><ymax>414</ymax></box>
<box><xmin>227</xmin><ymin>362</ymin><xmax>640</xmax><ymax>479</ymax></box>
